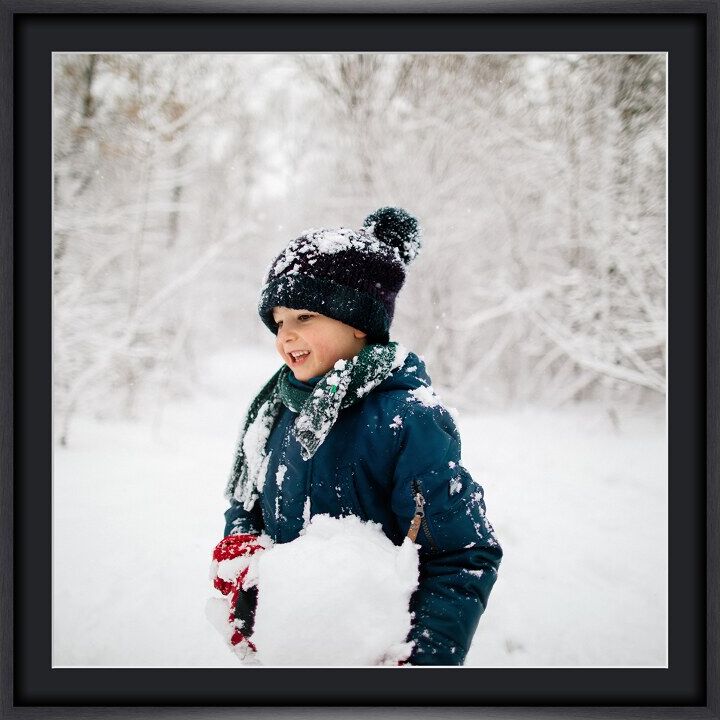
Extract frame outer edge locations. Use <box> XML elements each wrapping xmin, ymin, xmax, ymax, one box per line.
<box><xmin>1</xmin><ymin>0</ymin><xmax>719</xmax><ymax>14</ymax></box>
<box><xmin>1</xmin><ymin>3</ymin><xmax>716</xmax><ymax>719</ymax></box>
<box><xmin>0</xmin><ymin>5</ymin><xmax>14</xmax><ymax>720</ymax></box>
<box><xmin>707</xmin><ymin>0</ymin><xmax>720</xmax><ymax>719</ymax></box>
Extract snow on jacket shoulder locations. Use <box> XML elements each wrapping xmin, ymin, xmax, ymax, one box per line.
<box><xmin>223</xmin><ymin>350</ymin><xmax>503</xmax><ymax>666</ymax></box>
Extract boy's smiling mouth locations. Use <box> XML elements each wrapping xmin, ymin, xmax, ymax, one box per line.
<box><xmin>288</xmin><ymin>350</ymin><xmax>310</xmax><ymax>366</ymax></box>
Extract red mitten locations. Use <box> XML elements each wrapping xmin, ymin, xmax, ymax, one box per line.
<box><xmin>212</xmin><ymin>534</ymin><xmax>264</xmax><ymax>603</ymax></box>
<box><xmin>210</xmin><ymin>533</ymin><xmax>268</xmax><ymax>656</ymax></box>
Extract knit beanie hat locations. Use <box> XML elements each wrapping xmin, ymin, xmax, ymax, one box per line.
<box><xmin>258</xmin><ymin>207</ymin><xmax>421</xmax><ymax>344</ymax></box>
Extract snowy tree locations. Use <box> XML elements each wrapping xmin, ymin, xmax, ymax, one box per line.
<box><xmin>54</xmin><ymin>54</ymin><xmax>268</xmax><ymax>442</ymax></box>
<box><xmin>53</xmin><ymin>53</ymin><xmax>666</xmax><ymax>443</ymax></box>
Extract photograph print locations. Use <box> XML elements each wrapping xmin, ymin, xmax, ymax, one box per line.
<box><xmin>52</xmin><ymin>51</ymin><xmax>667</xmax><ymax>668</ymax></box>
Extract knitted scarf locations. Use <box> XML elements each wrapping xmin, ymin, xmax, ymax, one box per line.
<box><xmin>225</xmin><ymin>342</ymin><xmax>408</xmax><ymax>511</ymax></box>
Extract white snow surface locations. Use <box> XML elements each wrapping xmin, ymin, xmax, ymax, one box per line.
<box><xmin>239</xmin><ymin>399</ymin><xmax>274</xmax><ymax>499</ymax></box>
<box><xmin>301</xmin><ymin>227</ymin><xmax>381</xmax><ymax>256</ymax></box>
<box><xmin>53</xmin><ymin>344</ymin><xmax>667</xmax><ymax>667</ymax></box>
<box><xmin>247</xmin><ymin>514</ymin><xmax>418</xmax><ymax>666</ymax></box>
<box><xmin>406</xmin><ymin>385</ymin><xmax>441</xmax><ymax>408</ymax></box>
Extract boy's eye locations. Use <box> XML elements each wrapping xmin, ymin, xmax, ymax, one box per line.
<box><xmin>275</xmin><ymin>320</ymin><xmax>283</xmax><ymax>328</ymax></box>
<box><xmin>298</xmin><ymin>314</ymin><xmax>313</xmax><ymax>321</ymax></box>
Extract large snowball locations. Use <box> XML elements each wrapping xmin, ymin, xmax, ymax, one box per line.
<box><xmin>248</xmin><ymin>514</ymin><xmax>419</xmax><ymax>666</ymax></box>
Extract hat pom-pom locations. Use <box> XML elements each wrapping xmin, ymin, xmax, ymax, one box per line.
<box><xmin>363</xmin><ymin>207</ymin><xmax>421</xmax><ymax>265</ymax></box>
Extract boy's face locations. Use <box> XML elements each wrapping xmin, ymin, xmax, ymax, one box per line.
<box><xmin>272</xmin><ymin>306</ymin><xmax>368</xmax><ymax>381</ymax></box>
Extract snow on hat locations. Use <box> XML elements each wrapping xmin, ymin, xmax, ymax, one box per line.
<box><xmin>258</xmin><ymin>207</ymin><xmax>421</xmax><ymax>344</ymax></box>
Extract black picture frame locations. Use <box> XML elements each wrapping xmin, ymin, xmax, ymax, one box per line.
<box><xmin>1</xmin><ymin>1</ymin><xmax>717</xmax><ymax>718</ymax></box>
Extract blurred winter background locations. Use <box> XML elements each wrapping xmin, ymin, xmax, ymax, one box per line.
<box><xmin>52</xmin><ymin>53</ymin><xmax>667</xmax><ymax>667</ymax></box>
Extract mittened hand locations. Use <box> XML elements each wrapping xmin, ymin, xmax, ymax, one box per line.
<box><xmin>229</xmin><ymin>624</ymin><xmax>257</xmax><ymax>658</ymax></box>
<box><xmin>211</xmin><ymin>533</ymin><xmax>266</xmax><ymax>602</ymax></box>
<box><xmin>210</xmin><ymin>533</ymin><xmax>269</xmax><ymax>658</ymax></box>
<box><xmin>204</xmin><ymin>596</ymin><xmax>257</xmax><ymax>661</ymax></box>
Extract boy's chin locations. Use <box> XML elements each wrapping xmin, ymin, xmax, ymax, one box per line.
<box><xmin>289</xmin><ymin>362</ymin><xmax>332</xmax><ymax>382</ymax></box>
<box><xmin>288</xmin><ymin>364</ymin><xmax>313</xmax><ymax>381</ymax></box>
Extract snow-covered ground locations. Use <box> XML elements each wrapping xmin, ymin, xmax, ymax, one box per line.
<box><xmin>53</xmin><ymin>345</ymin><xmax>667</xmax><ymax>668</ymax></box>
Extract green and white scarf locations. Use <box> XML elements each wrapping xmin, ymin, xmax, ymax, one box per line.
<box><xmin>225</xmin><ymin>342</ymin><xmax>408</xmax><ymax>511</ymax></box>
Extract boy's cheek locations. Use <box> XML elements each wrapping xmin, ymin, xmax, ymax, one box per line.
<box><xmin>274</xmin><ymin>340</ymin><xmax>286</xmax><ymax>361</ymax></box>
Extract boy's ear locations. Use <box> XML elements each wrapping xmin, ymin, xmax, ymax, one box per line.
<box><xmin>353</xmin><ymin>328</ymin><xmax>368</xmax><ymax>339</ymax></box>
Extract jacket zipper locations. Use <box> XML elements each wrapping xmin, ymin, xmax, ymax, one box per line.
<box><xmin>411</xmin><ymin>479</ymin><xmax>439</xmax><ymax>554</ymax></box>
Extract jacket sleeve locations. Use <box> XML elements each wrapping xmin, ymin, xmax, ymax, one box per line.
<box><xmin>390</xmin><ymin>404</ymin><xmax>503</xmax><ymax>665</ymax></box>
<box><xmin>223</xmin><ymin>497</ymin><xmax>265</xmax><ymax>538</ymax></box>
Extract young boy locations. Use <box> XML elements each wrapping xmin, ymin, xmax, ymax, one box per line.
<box><xmin>211</xmin><ymin>207</ymin><xmax>502</xmax><ymax>666</ymax></box>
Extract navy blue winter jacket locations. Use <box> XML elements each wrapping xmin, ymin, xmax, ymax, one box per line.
<box><xmin>224</xmin><ymin>351</ymin><xmax>502</xmax><ymax>665</ymax></box>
